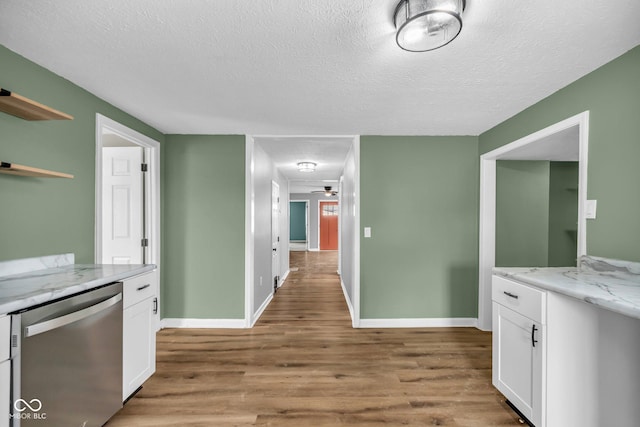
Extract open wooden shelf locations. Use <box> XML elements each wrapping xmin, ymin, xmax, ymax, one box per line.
<box><xmin>0</xmin><ymin>162</ymin><xmax>74</xmax><ymax>178</ymax></box>
<box><xmin>0</xmin><ymin>88</ymin><xmax>73</xmax><ymax>121</ymax></box>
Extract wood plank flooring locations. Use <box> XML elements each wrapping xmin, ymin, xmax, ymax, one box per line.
<box><xmin>107</xmin><ymin>251</ymin><xmax>521</xmax><ymax>426</ymax></box>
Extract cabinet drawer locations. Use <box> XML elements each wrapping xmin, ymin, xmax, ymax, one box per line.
<box><xmin>0</xmin><ymin>316</ymin><xmax>9</xmax><ymax>361</ymax></box>
<box><xmin>492</xmin><ymin>275</ymin><xmax>546</xmax><ymax>323</ymax></box>
<box><xmin>123</xmin><ymin>270</ymin><xmax>157</xmax><ymax>309</ymax></box>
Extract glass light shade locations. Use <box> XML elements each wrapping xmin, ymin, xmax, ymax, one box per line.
<box><xmin>297</xmin><ymin>162</ymin><xmax>317</xmax><ymax>172</ymax></box>
<box><xmin>395</xmin><ymin>0</ymin><xmax>465</xmax><ymax>52</ymax></box>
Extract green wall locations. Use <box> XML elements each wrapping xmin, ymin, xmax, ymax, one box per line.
<box><xmin>162</xmin><ymin>135</ymin><xmax>245</xmax><ymax>319</ymax></box>
<box><xmin>289</xmin><ymin>201</ymin><xmax>306</xmax><ymax>241</ymax></box>
<box><xmin>0</xmin><ymin>44</ymin><xmax>163</xmax><ymax>263</ymax></box>
<box><xmin>548</xmin><ymin>162</ymin><xmax>579</xmax><ymax>266</ymax></box>
<box><xmin>360</xmin><ymin>136</ymin><xmax>479</xmax><ymax>319</ymax></box>
<box><xmin>480</xmin><ymin>45</ymin><xmax>640</xmax><ymax>262</ymax></box>
<box><xmin>496</xmin><ymin>161</ymin><xmax>550</xmax><ymax>267</ymax></box>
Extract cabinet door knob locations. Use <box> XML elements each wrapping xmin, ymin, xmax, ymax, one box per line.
<box><xmin>531</xmin><ymin>324</ymin><xmax>538</xmax><ymax>347</ymax></box>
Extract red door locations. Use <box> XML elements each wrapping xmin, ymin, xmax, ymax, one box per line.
<box><xmin>319</xmin><ymin>201</ymin><xmax>338</xmax><ymax>250</ymax></box>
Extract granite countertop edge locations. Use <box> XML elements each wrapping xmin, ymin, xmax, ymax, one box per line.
<box><xmin>0</xmin><ymin>264</ymin><xmax>156</xmax><ymax>316</ymax></box>
<box><xmin>493</xmin><ymin>256</ymin><xmax>640</xmax><ymax>320</ymax></box>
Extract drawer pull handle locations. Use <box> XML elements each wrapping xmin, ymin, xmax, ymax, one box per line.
<box><xmin>503</xmin><ymin>291</ymin><xmax>519</xmax><ymax>299</ymax></box>
<box><xmin>531</xmin><ymin>324</ymin><xmax>538</xmax><ymax>347</ymax></box>
<box><xmin>137</xmin><ymin>284</ymin><xmax>151</xmax><ymax>291</ymax></box>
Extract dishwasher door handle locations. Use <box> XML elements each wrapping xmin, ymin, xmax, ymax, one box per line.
<box><xmin>24</xmin><ymin>293</ymin><xmax>122</xmax><ymax>338</ymax></box>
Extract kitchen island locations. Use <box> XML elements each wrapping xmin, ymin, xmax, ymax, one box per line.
<box><xmin>492</xmin><ymin>256</ymin><xmax>640</xmax><ymax>427</ymax></box>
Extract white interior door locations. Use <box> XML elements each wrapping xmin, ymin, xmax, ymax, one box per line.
<box><xmin>272</xmin><ymin>181</ymin><xmax>280</xmax><ymax>291</ymax></box>
<box><xmin>102</xmin><ymin>147</ymin><xmax>144</xmax><ymax>264</ymax></box>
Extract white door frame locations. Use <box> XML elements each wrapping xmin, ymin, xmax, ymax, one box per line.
<box><xmin>271</xmin><ymin>180</ymin><xmax>280</xmax><ymax>292</ymax></box>
<box><xmin>477</xmin><ymin>111</ymin><xmax>589</xmax><ymax>330</ymax></box>
<box><xmin>95</xmin><ymin>114</ymin><xmax>161</xmax><ymax>300</ymax></box>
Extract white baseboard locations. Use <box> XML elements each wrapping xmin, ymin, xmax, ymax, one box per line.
<box><xmin>308</xmin><ymin>247</ymin><xmax>320</xmax><ymax>252</ymax></box>
<box><xmin>358</xmin><ymin>318</ymin><xmax>478</xmax><ymax>328</ymax></box>
<box><xmin>161</xmin><ymin>318</ymin><xmax>247</xmax><ymax>329</ymax></box>
<box><xmin>279</xmin><ymin>269</ymin><xmax>290</xmax><ymax>287</ymax></box>
<box><xmin>251</xmin><ymin>293</ymin><xmax>273</xmax><ymax>327</ymax></box>
<box><xmin>340</xmin><ymin>279</ymin><xmax>356</xmax><ymax>324</ymax></box>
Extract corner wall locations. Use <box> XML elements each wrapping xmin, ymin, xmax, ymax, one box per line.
<box><xmin>0</xmin><ymin>44</ymin><xmax>163</xmax><ymax>263</ymax></box>
<box><xmin>162</xmin><ymin>135</ymin><xmax>245</xmax><ymax>320</ymax></box>
<box><xmin>480</xmin><ymin>45</ymin><xmax>640</xmax><ymax>262</ymax></box>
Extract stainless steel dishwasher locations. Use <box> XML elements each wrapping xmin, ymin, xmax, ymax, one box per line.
<box><xmin>10</xmin><ymin>282</ymin><xmax>123</xmax><ymax>427</ymax></box>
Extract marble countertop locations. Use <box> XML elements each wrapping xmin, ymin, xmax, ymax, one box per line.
<box><xmin>493</xmin><ymin>256</ymin><xmax>640</xmax><ymax>320</ymax></box>
<box><xmin>0</xmin><ymin>254</ymin><xmax>155</xmax><ymax>315</ymax></box>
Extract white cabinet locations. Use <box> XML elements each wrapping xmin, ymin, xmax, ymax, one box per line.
<box><xmin>122</xmin><ymin>270</ymin><xmax>158</xmax><ymax>400</ymax></box>
<box><xmin>493</xmin><ymin>274</ymin><xmax>640</xmax><ymax>427</ymax></box>
<box><xmin>0</xmin><ymin>315</ymin><xmax>9</xmax><ymax>427</ymax></box>
<box><xmin>492</xmin><ymin>276</ymin><xmax>545</xmax><ymax>426</ymax></box>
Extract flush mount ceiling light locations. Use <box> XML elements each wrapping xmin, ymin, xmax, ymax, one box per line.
<box><xmin>394</xmin><ymin>0</ymin><xmax>466</xmax><ymax>52</ymax></box>
<box><xmin>297</xmin><ymin>162</ymin><xmax>317</xmax><ymax>173</ymax></box>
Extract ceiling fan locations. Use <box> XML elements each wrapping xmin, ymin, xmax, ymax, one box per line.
<box><xmin>312</xmin><ymin>186</ymin><xmax>338</xmax><ymax>197</ymax></box>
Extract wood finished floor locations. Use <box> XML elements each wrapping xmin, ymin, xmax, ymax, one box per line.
<box><xmin>107</xmin><ymin>251</ymin><xmax>521</xmax><ymax>426</ymax></box>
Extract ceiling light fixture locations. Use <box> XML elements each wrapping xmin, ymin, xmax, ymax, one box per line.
<box><xmin>297</xmin><ymin>162</ymin><xmax>317</xmax><ymax>173</ymax></box>
<box><xmin>394</xmin><ymin>0</ymin><xmax>465</xmax><ymax>52</ymax></box>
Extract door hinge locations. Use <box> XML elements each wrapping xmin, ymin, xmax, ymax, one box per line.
<box><xmin>141</xmin><ymin>238</ymin><xmax>149</xmax><ymax>247</ymax></box>
<box><xmin>141</xmin><ymin>163</ymin><xmax>148</xmax><ymax>172</ymax></box>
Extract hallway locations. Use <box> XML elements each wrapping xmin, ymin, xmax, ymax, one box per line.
<box><xmin>108</xmin><ymin>251</ymin><xmax>520</xmax><ymax>426</ymax></box>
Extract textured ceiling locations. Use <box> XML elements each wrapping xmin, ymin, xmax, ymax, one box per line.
<box><xmin>1</xmin><ymin>0</ymin><xmax>639</xmax><ymax>136</ymax></box>
<box><xmin>255</xmin><ymin>136</ymin><xmax>353</xmax><ymax>193</ymax></box>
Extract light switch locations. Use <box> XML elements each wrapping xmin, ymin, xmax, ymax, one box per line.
<box><xmin>585</xmin><ymin>200</ymin><xmax>597</xmax><ymax>219</ymax></box>
<box><xmin>364</xmin><ymin>227</ymin><xmax>372</xmax><ymax>238</ymax></box>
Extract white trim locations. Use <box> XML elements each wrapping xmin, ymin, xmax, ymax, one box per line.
<box><xmin>245</xmin><ymin>136</ymin><xmax>255</xmax><ymax>328</ymax></box>
<box><xmin>251</xmin><ymin>293</ymin><xmax>273</xmax><ymax>327</ymax></box>
<box><xmin>161</xmin><ymin>318</ymin><xmax>246</xmax><ymax>329</ymax></box>
<box><xmin>353</xmin><ymin>136</ymin><xmax>361</xmax><ymax>328</ymax></box>
<box><xmin>340</xmin><ymin>279</ymin><xmax>355</xmax><ymax>322</ymax></box>
<box><xmin>478</xmin><ymin>111</ymin><xmax>590</xmax><ymax>331</ymax></box>
<box><xmin>359</xmin><ymin>318</ymin><xmax>478</xmax><ymax>328</ymax></box>
<box><xmin>308</xmin><ymin>247</ymin><xmax>320</xmax><ymax>252</ymax></box>
<box><xmin>95</xmin><ymin>114</ymin><xmax>161</xmax><ymax>326</ymax></box>
<box><xmin>279</xmin><ymin>269</ymin><xmax>290</xmax><ymax>287</ymax></box>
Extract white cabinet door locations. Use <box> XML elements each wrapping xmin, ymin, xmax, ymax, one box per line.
<box><xmin>0</xmin><ymin>359</ymin><xmax>9</xmax><ymax>427</ymax></box>
<box><xmin>493</xmin><ymin>302</ymin><xmax>543</xmax><ymax>426</ymax></box>
<box><xmin>123</xmin><ymin>297</ymin><xmax>156</xmax><ymax>400</ymax></box>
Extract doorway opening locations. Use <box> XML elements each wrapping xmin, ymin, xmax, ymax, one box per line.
<box><xmin>477</xmin><ymin>111</ymin><xmax>589</xmax><ymax>330</ymax></box>
<box><xmin>246</xmin><ymin>135</ymin><xmax>359</xmax><ymax>327</ymax></box>
<box><xmin>289</xmin><ymin>200</ymin><xmax>309</xmax><ymax>251</ymax></box>
<box><xmin>95</xmin><ymin>114</ymin><xmax>161</xmax><ymax>268</ymax></box>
